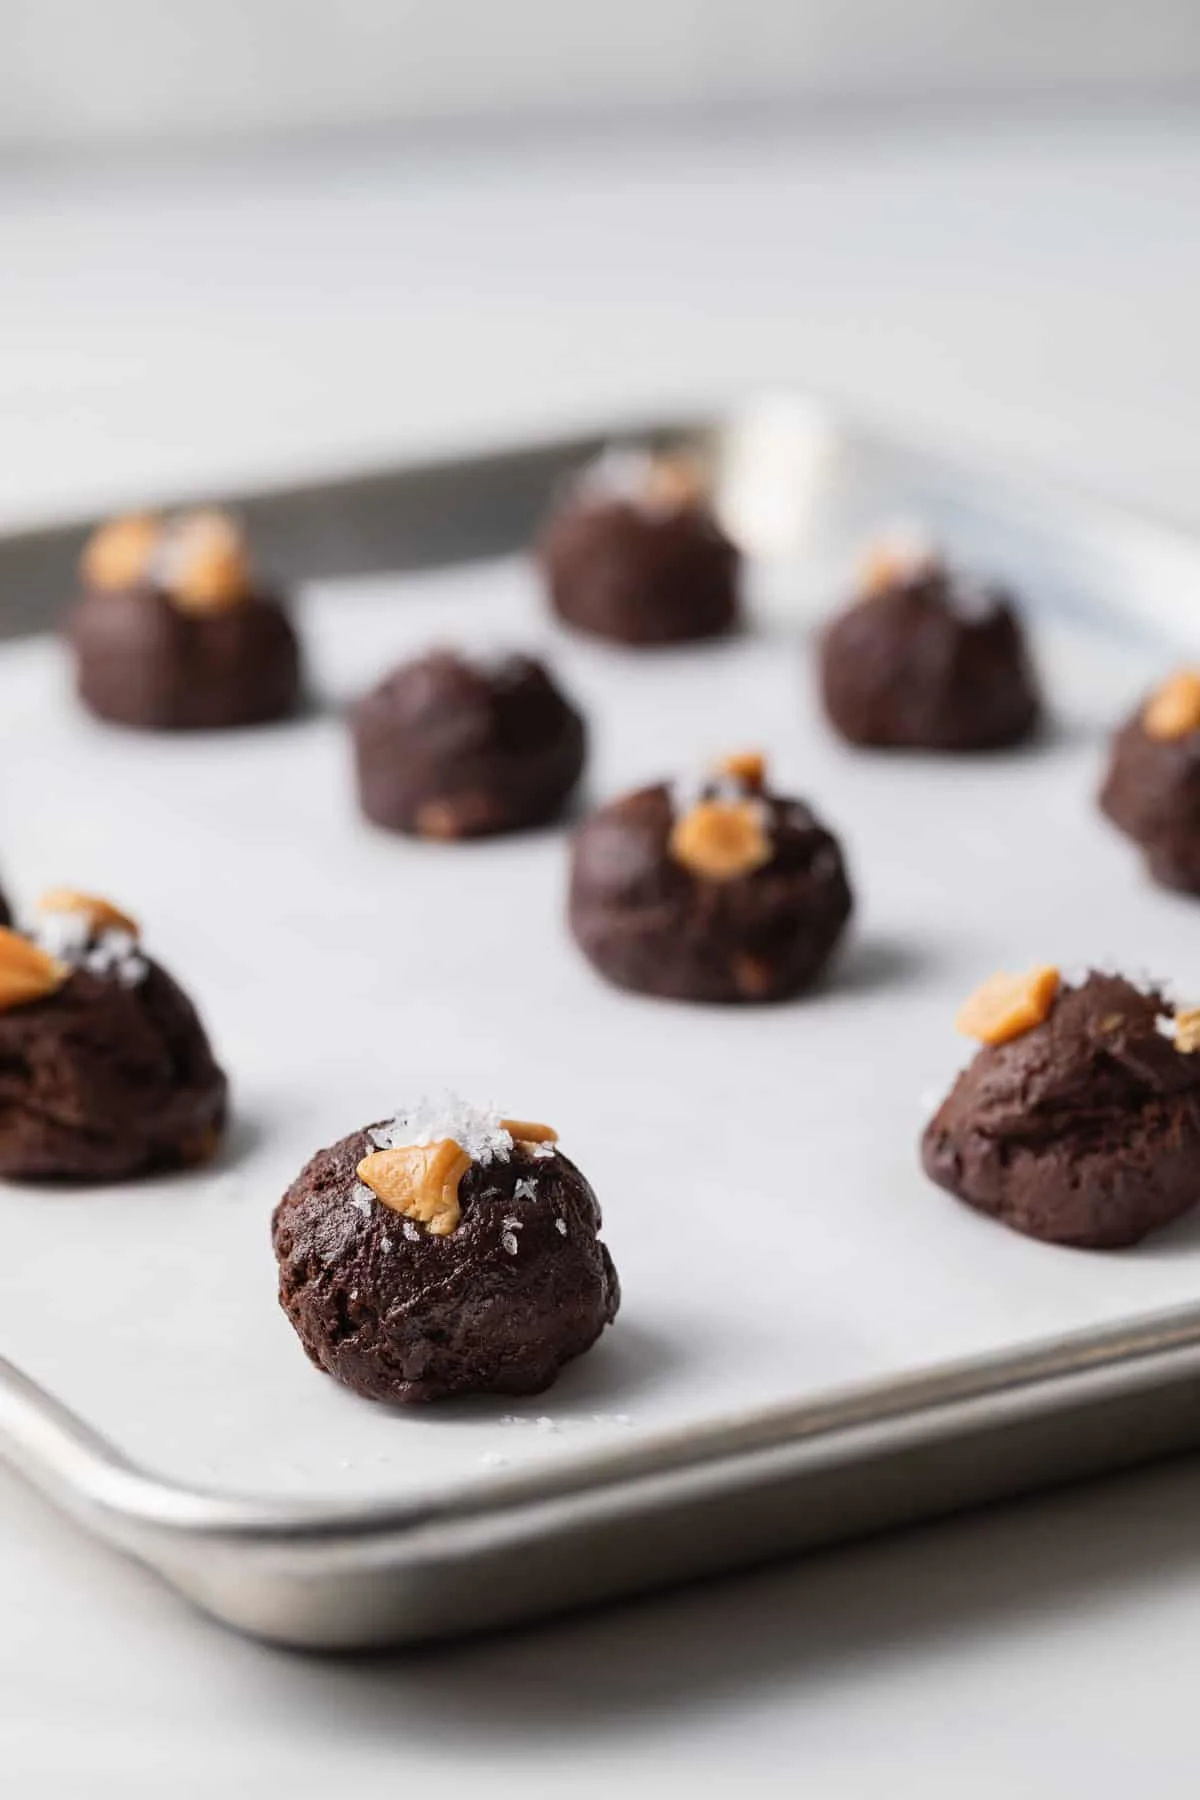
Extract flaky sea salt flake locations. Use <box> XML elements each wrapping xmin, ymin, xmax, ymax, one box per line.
<box><xmin>370</xmin><ymin>1092</ymin><xmax>513</xmax><ymax>1164</ymax></box>
<box><xmin>33</xmin><ymin>910</ymin><xmax>91</xmax><ymax>959</ymax></box>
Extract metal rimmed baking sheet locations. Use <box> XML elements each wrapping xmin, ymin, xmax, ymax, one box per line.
<box><xmin>0</xmin><ymin>394</ymin><xmax>1199</xmax><ymax>1646</ymax></box>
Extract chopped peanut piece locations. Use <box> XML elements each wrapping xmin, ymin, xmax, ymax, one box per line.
<box><xmin>956</xmin><ymin>965</ymin><xmax>1061</xmax><ymax>1046</ymax></box>
<box><xmin>356</xmin><ymin>1139</ymin><xmax>473</xmax><ymax>1238</ymax></box>
<box><xmin>0</xmin><ymin>929</ymin><xmax>69</xmax><ymax>1013</ymax></box>
<box><xmin>1143</xmin><ymin>670</ymin><xmax>1200</xmax><ymax>741</ymax></box>
<box><xmin>643</xmin><ymin>454</ymin><xmax>706</xmax><ymax>513</ymax></box>
<box><xmin>80</xmin><ymin>514</ymin><xmax>160</xmax><ymax>592</ymax></box>
<box><xmin>733</xmin><ymin>954</ymin><xmax>773</xmax><ymax>998</ymax></box>
<box><xmin>501</xmin><ymin>1118</ymin><xmax>558</xmax><ymax>1146</ymax></box>
<box><xmin>1174</xmin><ymin>1008</ymin><xmax>1200</xmax><ymax>1054</ymax></box>
<box><xmin>670</xmin><ymin>798</ymin><xmax>772</xmax><ymax>882</ymax></box>
<box><xmin>716</xmin><ymin>750</ymin><xmax>766</xmax><ymax>792</ymax></box>
<box><xmin>859</xmin><ymin>526</ymin><xmax>939</xmax><ymax>596</ymax></box>
<box><xmin>37</xmin><ymin>889</ymin><xmax>139</xmax><ymax>942</ymax></box>
<box><xmin>160</xmin><ymin>511</ymin><xmax>251</xmax><ymax>616</ymax></box>
<box><xmin>414</xmin><ymin>801</ymin><xmax>464</xmax><ymax>841</ymax></box>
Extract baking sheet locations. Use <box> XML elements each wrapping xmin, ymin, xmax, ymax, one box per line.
<box><xmin>0</xmin><ymin>511</ymin><xmax>1196</xmax><ymax>1507</ymax></box>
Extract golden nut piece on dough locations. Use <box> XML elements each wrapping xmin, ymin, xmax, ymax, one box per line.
<box><xmin>859</xmin><ymin>526</ymin><xmax>939</xmax><ymax>597</ymax></box>
<box><xmin>0</xmin><ymin>928</ymin><xmax>69</xmax><ymax>1013</ymax></box>
<box><xmin>37</xmin><ymin>889</ymin><xmax>140</xmax><ymax>942</ymax></box>
<box><xmin>1172</xmin><ymin>1007</ymin><xmax>1200</xmax><ymax>1054</ymax></box>
<box><xmin>500</xmin><ymin>1118</ymin><xmax>559</xmax><ymax>1147</ymax></box>
<box><xmin>669</xmin><ymin>797</ymin><xmax>772</xmax><ymax>882</ymax></box>
<box><xmin>1142</xmin><ymin>670</ymin><xmax>1200</xmax><ymax>742</ymax></box>
<box><xmin>643</xmin><ymin>454</ymin><xmax>706</xmax><ymax>513</ymax></box>
<box><xmin>80</xmin><ymin>514</ymin><xmax>160</xmax><ymax>593</ymax></box>
<box><xmin>161</xmin><ymin>511</ymin><xmax>252</xmax><ymax>616</ymax></box>
<box><xmin>956</xmin><ymin>965</ymin><xmax>1061</xmax><ymax>1046</ymax></box>
<box><xmin>356</xmin><ymin>1139</ymin><xmax>473</xmax><ymax>1237</ymax></box>
<box><xmin>716</xmin><ymin>750</ymin><xmax>766</xmax><ymax>792</ymax></box>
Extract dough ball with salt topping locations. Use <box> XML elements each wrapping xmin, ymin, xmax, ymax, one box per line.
<box><xmin>0</xmin><ymin>890</ymin><xmax>226</xmax><ymax>1180</ymax></box>
<box><xmin>68</xmin><ymin>509</ymin><xmax>302</xmax><ymax>731</ymax></box>
<box><xmin>568</xmin><ymin>752</ymin><xmax>852</xmax><ymax>1003</ymax></box>
<box><xmin>538</xmin><ymin>446</ymin><xmax>741</xmax><ymax>646</ymax></box>
<box><xmin>272</xmin><ymin>1098</ymin><xmax>619</xmax><ymax>1403</ymax></box>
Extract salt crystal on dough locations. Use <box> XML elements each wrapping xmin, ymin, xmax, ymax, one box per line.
<box><xmin>32</xmin><ymin>911</ymin><xmax>91</xmax><ymax>960</ymax></box>
<box><xmin>369</xmin><ymin>1093</ymin><xmax>513</xmax><ymax>1165</ymax></box>
<box><xmin>33</xmin><ymin>914</ymin><xmax>147</xmax><ymax>987</ymax></box>
<box><xmin>576</xmin><ymin>446</ymin><xmax>656</xmax><ymax>508</ymax></box>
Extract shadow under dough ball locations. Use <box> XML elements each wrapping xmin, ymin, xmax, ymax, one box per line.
<box><xmin>1099</xmin><ymin>670</ymin><xmax>1200</xmax><ymax>894</ymax></box>
<box><xmin>68</xmin><ymin>510</ymin><xmax>302</xmax><ymax>731</ymax></box>
<box><xmin>922</xmin><ymin>968</ymin><xmax>1200</xmax><ymax>1248</ymax></box>
<box><xmin>569</xmin><ymin>753</ymin><xmax>852</xmax><ymax>1003</ymax></box>
<box><xmin>538</xmin><ymin>448</ymin><xmax>740</xmax><ymax>646</ymax></box>
<box><xmin>352</xmin><ymin>648</ymin><xmax>586</xmax><ymax>839</ymax></box>
<box><xmin>0</xmin><ymin>892</ymin><xmax>227</xmax><ymax>1181</ymax></box>
<box><xmin>819</xmin><ymin>542</ymin><xmax>1041</xmax><ymax>751</ymax></box>
<box><xmin>272</xmin><ymin>1099</ymin><xmax>620</xmax><ymax>1403</ymax></box>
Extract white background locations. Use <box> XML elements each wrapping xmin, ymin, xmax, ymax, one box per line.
<box><xmin>0</xmin><ymin>0</ymin><xmax>1199</xmax><ymax>147</ymax></box>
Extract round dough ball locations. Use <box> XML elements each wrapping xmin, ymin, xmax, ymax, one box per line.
<box><xmin>922</xmin><ymin>972</ymin><xmax>1200</xmax><ymax>1248</ymax></box>
<box><xmin>273</xmin><ymin>1112</ymin><xmax>619</xmax><ymax>1403</ymax></box>
<box><xmin>351</xmin><ymin>649</ymin><xmax>586</xmax><ymax>839</ymax></box>
<box><xmin>0</xmin><ymin>914</ymin><xmax>226</xmax><ymax>1180</ymax></box>
<box><xmin>819</xmin><ymin>556</ymin><xmax>1040</xmax><ymax>752</ymax></box>
<box><xmin>68</xmin><ymin>512</ymin><xmax>301</xmax><ymax>732</ymax></box>
<box><xmin>1099</xmin><ymin>685</ymin><xmax>1200</xmax><ymax>894</ymax></box>
<box><xmin>569</xmin><ymin>762</ymin><xmax>852</xmax><ymax>1003</ymax></box>
<box><xmin>538</xmin><ymin>451</ymin><xmax>740</xmax><ymax>647</ymax></box>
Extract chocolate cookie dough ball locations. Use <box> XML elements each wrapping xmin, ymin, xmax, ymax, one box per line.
<box><xmin>272</xmin><ymin>1098</ymin><xmax>620</xmax><ymax>1403</ymax></box>
<box><xmin>819</xmin><ymin>529</ymin><xmax>1041</xmax><ymax>751</ymax></box>
<box><xmin>569</xmin><ymin>752</ymin><xmax>852</xmax><ymax>1003</ymax></box>
<box><xmin>538</xmin><ymin>448</ymin><xmax>740</xmax><ymax>646</ymax></box>
<box><xmin>0</xmin><ymin>890</ymin><xmax>227</xmax><ymax>1181</ymax></box>
<box><xmin>352</xmin><ymin>648</ymin><xmax>586</xmax><ymax>839</ymax></box>
<box><xmin>922</xmin><ymin>966</ymin><xmax>1200</xmax><ymax>1248</ymax></box>
<box><xmin>1099</xmin><ymin>669</ymin><xmax>1200</xmax><ymax>894</ymax></box>
<box><xmin>68</xmin><ymin>510</ymin><xmax>302</xmax><ymax>731</ymax></box>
